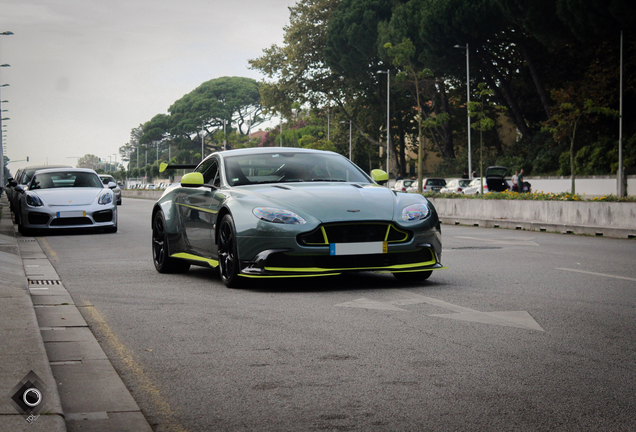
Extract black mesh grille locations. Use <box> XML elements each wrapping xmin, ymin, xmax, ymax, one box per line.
<box><xmin>50</xmin><ymin>217</ymin><xmax>93</xmax><ymax>226</ymax></box>
<box><xmin>28</xmin><ymin>212</ymin><xmax>50</xmax><ymax>225</ymax></box>
<box><xmin>266</xmin><ymin>248</ymin><xmax>434</xmax><ymax>270</ymax></box>
<box><xmin>93</xmin><ymin>210</ymin><xmax>113</xmax><ymax>223</ymax></box>
<box><xmin>299</xmin><ymin>223</ymin><xmax>410</xmax><ymax>246</ymax></box>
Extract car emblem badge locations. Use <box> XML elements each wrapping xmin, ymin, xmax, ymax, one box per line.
<box><xmin>347</xmin><ymin>209</ymin><xmax>360</xmax><ymax>213</ymax></box>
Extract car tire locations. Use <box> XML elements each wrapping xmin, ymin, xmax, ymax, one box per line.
<box><xmin>105</xmin><ymin>225</ymin><xmax>118</xmax><ymax>233</ymax></box>
<box><xmin>152</xmin><ymin>211</ymin><xmax>190</xmax><ymax>274</ymax></box>
<box><xmin>218</xmin><ymin>214</ymin><xmax>243</xmax><ymax>288</ymax></box>
<box><xmin>393</xmin><ymin>270</ymin><xmax>433</xmax><ymax>283</ymax></box>
<box><xmin>117</xmin><ymin>199</ymin><xmax>122</xmax><ymax>205</ymax></box>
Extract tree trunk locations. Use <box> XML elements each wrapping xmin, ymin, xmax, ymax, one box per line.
<box><xmin>570</xmin><ymin>118</ymin><xmax>579</xmax><ymax>194</ymax></box>
<box><xmin>437</xmin><ymin>80</ymin><xmax>456</xmax><ymax>159</ymax></box>
<box><xmin>481</xmin><ymin>56</ymin><xmax>534</xmax><ymax>146</ymax></box>
<box><xmin>518</xmin><ymin>40</ymin><xmax>551</xmax><ymax>119</ymax></box>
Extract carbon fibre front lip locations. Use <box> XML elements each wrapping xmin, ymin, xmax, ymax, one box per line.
<box><xmin>240</xmin><ymin>244</ymin><xmax>445</xmax><ymax>277</ymax></box>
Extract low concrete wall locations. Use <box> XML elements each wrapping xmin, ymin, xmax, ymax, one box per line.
<box><xmin>429</xmin><ymin>198</ymin><xmax>636</xmax><ymax>238</ymax></box>
<box><xmin>527</xmin><ymin>176</ymin><xmax>636</xmax><ymax>196</ymax></box>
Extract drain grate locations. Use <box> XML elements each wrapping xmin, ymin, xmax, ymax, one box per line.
<box><xmin>29</xmin><ymin>280</ymin><xmax>61</xmax><ymax>285</ymax></box>
<box><xmin>18</xmin><ymin>239</ymin><xmax>38</xmax><ymax>242</ymax></box>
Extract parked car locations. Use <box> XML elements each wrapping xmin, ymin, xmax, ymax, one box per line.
<box><xmin>406</xmin><ymin>178</ymin><xmax>447</xmax><ymax>193</ymax></box>
<box><xmin>151</xmin><ymin>147</ymin><xmax>444</xmax><ymax>287</ymax></box>
<box><xmin>99</xmin><ymin>174</ymin><xmax>122</xmax><ymax>205</ymax></box>
<box><xmin>440</xmin><ymin>178</ymin><xmax>472</xmax><ymax>194</ymax></box>
<box><xmin>484</xmin><ymin>166</ymin><xmax>510</xmax><ymax>193</ymax></box>
<box><xmin>8</xmin><ymin>165</ymin><xmax>72</xmax><ymax>215</ymax></box>
<box><xmin>392</xmin><ymin>179</ymin><xmax>416</xmax><ymax>192</ymax></box>
<box><xmin>462</xmin><ymin>167</ymin><xmax>512</xmax><ymax>195</ymax></box>
<box><xmin>462</xmin><ymin>178</ymin><xmax>489</xmax><ymax>195</ymax></box>
<box><xmin>5</xmin><ymin>168</ymin><xmax>23</xmax><ymax>210</ymax></box>
<box><xmin>13</xmin><ymin>168</ymin><xmax>117</xmax><ymax>235</ymax></box>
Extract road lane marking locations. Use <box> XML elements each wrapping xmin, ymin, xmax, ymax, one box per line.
<box><xmin>557</xmin><ymin>268</ymin><xmax>636</xmax><ymax>282</ymax></box>
<box><xmin>335</xmin><ymin>290</ymin><xmax>544</xmax><ymax>331</ymax></box>
<box><xmin>38</xmin><ymin>238</ymin><xmax>58</xmax><ymax>261</ymax></box>
<box><xmin>81</xmin><ymin>300</ymin><xmax>189</xmax><ymax>432</ymax></box>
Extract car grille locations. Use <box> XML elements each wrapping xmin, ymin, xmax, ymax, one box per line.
<box><xmin>50</xmin><ymin>217</ymin><xmax>93</xmax><ymax>226</ymax></box>
<box><xmin>93</xmin><ymin>210</ymin><xmax>113</xmax><ymax>223</ymax></box>
<box><xmin>298</xmin><ymin>222</ymin><xmax>410</xmax><ymax>246</ymax></box>
<box><xmin>28</xmin><ymin>212</ymin><xmax>50</xmax><ymax>225</ymax></box>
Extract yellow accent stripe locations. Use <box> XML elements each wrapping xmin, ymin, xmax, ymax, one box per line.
<box><xmin>264</xmin><ymin>259</ymin><xmax>437</xmax><ymax>273</ymax></box>
<box><xmin>171</xmin><ymin>252</ymin><xmax>219</xmax><ymax>267</ymax></box>
<box><xmin>320</xmin><ymin>226</ymin><xmax>329</xmax><ymax>244</ymax></box>
<box><xmin>176</xmin><ymin>203</ymin><xmax>218</xmax><ymax>214</ymax></box>
<box><xmin>80</xmin><ymin>299</ymin><xmax>188</xmax><ymax>432</ymax></box>
<box><xmin>240</xmin><ymin>273</ymin><xmax>341</xmax><ymax>279</ymax></box>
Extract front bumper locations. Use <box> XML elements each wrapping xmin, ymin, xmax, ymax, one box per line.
<box><xmin>22</xmin><ymin>206</ymin><xmax>117</xmax><ymax>230</ymax></box>
<box><xmin>239</xmin><ymin>243</ymin><xmax>443</xmax><ymax>278</ymax></box>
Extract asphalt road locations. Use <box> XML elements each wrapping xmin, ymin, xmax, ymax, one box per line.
<box><xmin>38</xmin><ymin>197</ymin><xmax>636</xmax><ymax>432</ymax></box>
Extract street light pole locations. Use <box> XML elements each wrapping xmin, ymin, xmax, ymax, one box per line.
<box><xmin>378</xmin><ymin>70</ymin><xmax>390</xmax><ymax>184</ymax></box>
<box><xmin>455</xmin><ymin>43</ymin><xmax>472</xmax><ymax>179</ymax></box>
<box><xmin>340</xmin><ymin>120</ymin><xmax>353</xmax><ymax>160</ymax></box>
<box><xmin>618</xmin><ymin>30</ymin><xmax>624</xmax><ymax>197</ymax></box>
<box><xmin>0</xmin><ymin>83</ymin><xmax>9</xmax><ymax>190</ymax></box>
<box><xmin>0</xmin><ymin>31</ymin><xmax>13</xmax><ymax>192</ymax></box>
<box><xmin>349</xmin><ymin>120</ymin><xmax>352</xmax><ymax>160</ymax></box>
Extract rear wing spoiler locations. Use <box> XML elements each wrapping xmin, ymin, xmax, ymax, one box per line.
<box><xmin>159</xmin><ymin>163</ymin><xmax>198</xmax><ymax>173</ymax></box>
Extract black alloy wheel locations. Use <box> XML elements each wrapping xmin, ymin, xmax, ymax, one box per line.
<box><xmin>152</xmin><ymin>211</ymin><xmax>190</xmax><ymax>273</ymax></box>
<box><xmin>218</xmin><ymin>214</ymin><xmax>242</xmax><ymax>288</ymax></box>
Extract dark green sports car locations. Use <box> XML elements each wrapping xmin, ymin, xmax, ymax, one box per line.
<box><xmin>151</xmin><ymin>147</ymin><xmax>444</xmax><ymax>287</ymax></box>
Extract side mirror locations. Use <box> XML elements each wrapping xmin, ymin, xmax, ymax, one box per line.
<box><xmin>8</xmin><ymin>179</ymin><xmax>17</xmax><ymax>187</ymax></box>
<box><xmin>371</xmin><ymin>169</ymin><xmax>389</xmax><ymax>185</ymax></box>
<box><xmin>107</xmin><ymin>181</ymin><xmax>117</xmax><ymax>189</ymax></box>
<box><xmin>180</xmin><ymin>172</ymin><xmax>204</xmax><ymax>188</ymax></box>
<box><xmin>14</xmin><ymin>184</ymin><xmax>25</xmax><ymax>193</ymax></box>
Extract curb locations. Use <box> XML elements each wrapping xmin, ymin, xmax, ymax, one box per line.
<box><xmin>0</xmin><ymin>193</ymin><xmax>152</xmax><ymax>431</ymax></box>
<box><xmin>0</xmin><ymin>194</ymin><xmax>67</xmax><ymax>431</ymax></box>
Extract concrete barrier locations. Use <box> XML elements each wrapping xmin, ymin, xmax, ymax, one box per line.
<box><xmin>429</xmin><ymin>198</ymin><xmax>636</xmax><ymax>239</ymax></box>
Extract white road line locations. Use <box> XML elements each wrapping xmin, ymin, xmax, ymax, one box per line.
<box><xmin>557</xmin><ymin>268</ymin><xmax>636</xmax><ymax>282</ymax></box>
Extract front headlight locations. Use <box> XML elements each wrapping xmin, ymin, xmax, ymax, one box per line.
<box><xmin>253</xmin><ymin>207</ymin><xmax>306</xmax><ymax>224</ymax></box>
<box><xmin>98</xmin><ymin>191</ymin><xmax>113</xmax><ymax>205</ymax></box>
<box><xmin>401</xmin><ymin>203</ymin><xmax>430</xmax><ymax>221</ymax></box>
<box><xmin>26</xmin><ymin>193</ymin><xmax>43</xmax><ymax>207</ymax></box>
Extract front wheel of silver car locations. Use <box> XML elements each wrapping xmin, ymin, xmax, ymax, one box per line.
<box><xmin>218</xmin><ymin>214</ymin><xmax>242</xmax><ymax>288</ymax></box>
<box><xmin>152</xmin><ymin>211</ymin><xmax>190</xmax><ymax>274</ymax></box>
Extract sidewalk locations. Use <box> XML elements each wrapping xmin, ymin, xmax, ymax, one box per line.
<box><xmin>0</xmin><ymin>192</ymin><xmax>151</xmax><ymax>432</ymax></box>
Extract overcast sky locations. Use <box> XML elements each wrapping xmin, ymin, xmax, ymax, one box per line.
<box><xmin>0</xmin><ymin>0</ymin><xmax>294</xmax><ymax>174</ymax></box>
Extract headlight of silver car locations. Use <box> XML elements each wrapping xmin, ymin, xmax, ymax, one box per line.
<box><xmin>26</xmin><ymin>193</ymin><xmax>43</xmax><ymax>207</ymax></box>
<box><xmin>98</xmin><ymin>191</ymin><xmax>113</xmax><ymax>205</ymax></box>
<box><xmin>253</xmin><ymin>207</ymin><xmax>306</xmax><ymax>224</ymax></box>
<box><xmin>401</xmin><ymin>203</ymin><xmax>430</xmax><ymax>221</ymax></box>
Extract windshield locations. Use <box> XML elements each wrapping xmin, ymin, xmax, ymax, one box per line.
<box><xmin>100</xmin><ymin>176</ymin><xmax>115</xmax><ymax>184</ymax></box>
<box><xmin>224</xmin><ymin>152</ymin><xmax>371</xmax><ymax>186</ymax></box>
<box><xmin>30</xmin><ymin>172</ymin><xmax>104</xmax><ymax>190</ymax></box>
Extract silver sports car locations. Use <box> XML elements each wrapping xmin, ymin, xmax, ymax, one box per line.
<box><xmin>13</xmin><ymin>168</ymin><xmax>118</xmax><ymax>235</ymax></box>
